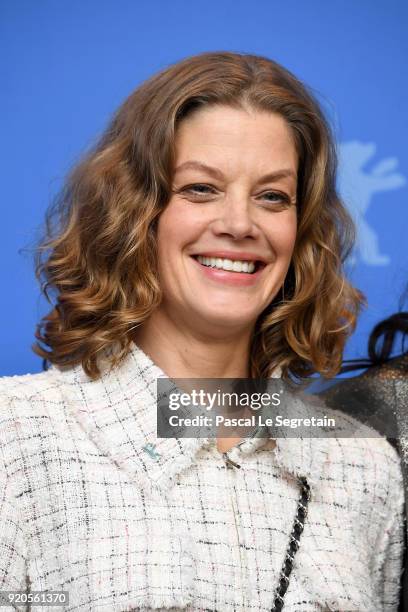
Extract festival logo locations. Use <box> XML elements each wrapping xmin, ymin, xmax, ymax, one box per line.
<box><xmin>338</xmin><ymin>141</ymin><xmax>406</xmax><ymax>265</ymax></box>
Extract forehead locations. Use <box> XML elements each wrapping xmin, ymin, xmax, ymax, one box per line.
<box><xmin>174</xmin><ymin>105</ymin><xmax>298</xmax><ymax>171</ymax></box>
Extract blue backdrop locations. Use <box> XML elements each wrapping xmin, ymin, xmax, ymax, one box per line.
<box><xmin>2</xmin><ymin>0</ymin><xmax>407</xmax><ymax>376</ymax></box>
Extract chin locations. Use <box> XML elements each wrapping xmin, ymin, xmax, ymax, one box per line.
<box><xmin>193</xmin><ymin>308</ymin><xmax>257</xmax><ymax>331</ymax></box>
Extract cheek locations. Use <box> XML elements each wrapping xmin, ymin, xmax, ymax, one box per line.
<box><xmin>266</xmin><ymin>214</ymin><xmax>297</xmax><ymax>256</ymax></box>
<box><xmin>157</xmin><ymin>207</ymin><xmax>183</xmax><ymax>259</ymax></box>
<box><xmin>285</xmin><ymin>225</ymin><xmax>297</xmax><ymax>254</ymax></box>
<box><xmin>156</xmin><ymin>207</ymin><xmax>198</xmax><ymax>281</ymax></box>
<box><xmin>157</xmin><ymin>199</ymin><xmax>207</xmax><ymax>251</ymax></box>
<box><xmin>157</xmin><ymin>203</ymin><xmax>182</xmax><ymax>239</ymax></box>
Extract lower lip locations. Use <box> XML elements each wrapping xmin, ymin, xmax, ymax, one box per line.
<box><xmin>190</xmin><ymin>257</ymin><xmax>266</xmax><ymax>286</ymax></box>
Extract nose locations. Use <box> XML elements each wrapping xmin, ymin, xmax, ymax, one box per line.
<box><xmin>211</xmin><ymin>193</ymin><xmax>258</xmax><ymax>240</ymax></box>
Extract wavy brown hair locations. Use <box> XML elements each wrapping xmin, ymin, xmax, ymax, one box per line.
<box><xmin>33</xmin><ymin>51</ymin><xmax>365</xmax><ymax>381</ymax></box>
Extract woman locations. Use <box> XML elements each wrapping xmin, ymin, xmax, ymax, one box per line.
<box><xmin>0</xmin><ymin>51</ymin><xmax>404</xmax><ymax>611</ymax></box>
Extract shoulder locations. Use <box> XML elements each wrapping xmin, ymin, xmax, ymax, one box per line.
<box><xmin>0</xmin><ymin>367</ymin><xmax>71</xmax><ymax>471</ymax></box>
<box><xmin>0</xmin><ymin>367</ymin><xmax>65</xmax><ymax>420</ymax></box>
<box><xmin>299</xmin><ymin>393</ymin><xmax>405</xmax><ymax>504</ymax></box>
<box><xmin>0</xmin><ymin>366</ymin><xmax>63</xmax><ymax>399</ymax></box>
<box><xmin>321</xmin><ymin>433</ymin><xmax>404</xmax><ymax>522</ymax></box>
<box><xmin>324</xmin><ymin>434</ymin><xmax>402</xmax><ymax>483</ymax></box>
<box><xmin>321</xmin><ymin>399</ymin><xmax>402</xmax><ymax>481</ymax></box>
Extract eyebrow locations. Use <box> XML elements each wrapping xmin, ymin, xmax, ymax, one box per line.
<box><xmin>174</xmin><ymin>160</ymin><xmax>297</xmax><ymax>184</ymax></box>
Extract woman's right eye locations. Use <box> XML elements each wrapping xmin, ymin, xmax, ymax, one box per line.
<box><xmin>182</xmin><ymin>184</ymin><xmax>215</xmax><ymax>195</ymax></box>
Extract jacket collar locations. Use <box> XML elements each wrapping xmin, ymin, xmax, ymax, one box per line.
<box><xmin>55</xmin><ymin>342</ymin><xmax>329</xmax><ymax>496</ymax></box>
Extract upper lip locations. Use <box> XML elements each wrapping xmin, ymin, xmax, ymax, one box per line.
<box><xmin>192</xmin><ymin>251</ymin><xmax>269</xmax><ymax>263</ymax></box>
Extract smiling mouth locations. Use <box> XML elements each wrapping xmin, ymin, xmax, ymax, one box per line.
<box><xmin>192</xmin><ymin>255</ymin><xmax>266</xmax><ymax>274</ymax></box>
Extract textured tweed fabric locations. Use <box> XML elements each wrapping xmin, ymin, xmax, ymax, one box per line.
<box><xmin>0</xmin><ymin>342</ymin><xmax>405</xmax><ymax>611</ymax></box>
<box><xmin>320</xmin><ymin>355</ymin><xmax>408</xmax><ymax>612</ymax></box>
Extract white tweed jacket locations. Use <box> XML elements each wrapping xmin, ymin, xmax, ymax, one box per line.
<box><xmin>0</xmin><ymin>342</ymin><xmax>405</xmax><ymax>611</ymax></box>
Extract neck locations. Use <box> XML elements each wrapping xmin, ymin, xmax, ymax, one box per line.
<box><xmin>132</xmin><ymin>311</ymin><xmax>253</xmax><ymax>379</ymax></box>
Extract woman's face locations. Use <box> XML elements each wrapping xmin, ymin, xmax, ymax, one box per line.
<box><xmin>156</xmin><ymin>105</ymin><xmax>298</xmax><ymax>335</ymax></box>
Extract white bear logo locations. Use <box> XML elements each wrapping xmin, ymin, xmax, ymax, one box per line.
<box><xmin>338</xmin><ymin>141</ymin><xmax>406</xmax><ymax>265</ymax></box>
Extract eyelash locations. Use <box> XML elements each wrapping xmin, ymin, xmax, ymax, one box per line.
<box><xmin>179</xmin><ymin>184</ymin><xmax>292</xmax><ymax>205</ymax></box>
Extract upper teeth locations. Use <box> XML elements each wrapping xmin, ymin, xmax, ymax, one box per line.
<box><xmin>196</xmin><ymin>255</ymin><xmax>256</xmax><ymax>274</ymax></box>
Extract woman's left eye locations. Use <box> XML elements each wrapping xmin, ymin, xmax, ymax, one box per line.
<box><xmin>260</xmin><ymin>191</ymin><xmax>291</xmax><ymax>204</ymax></box>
